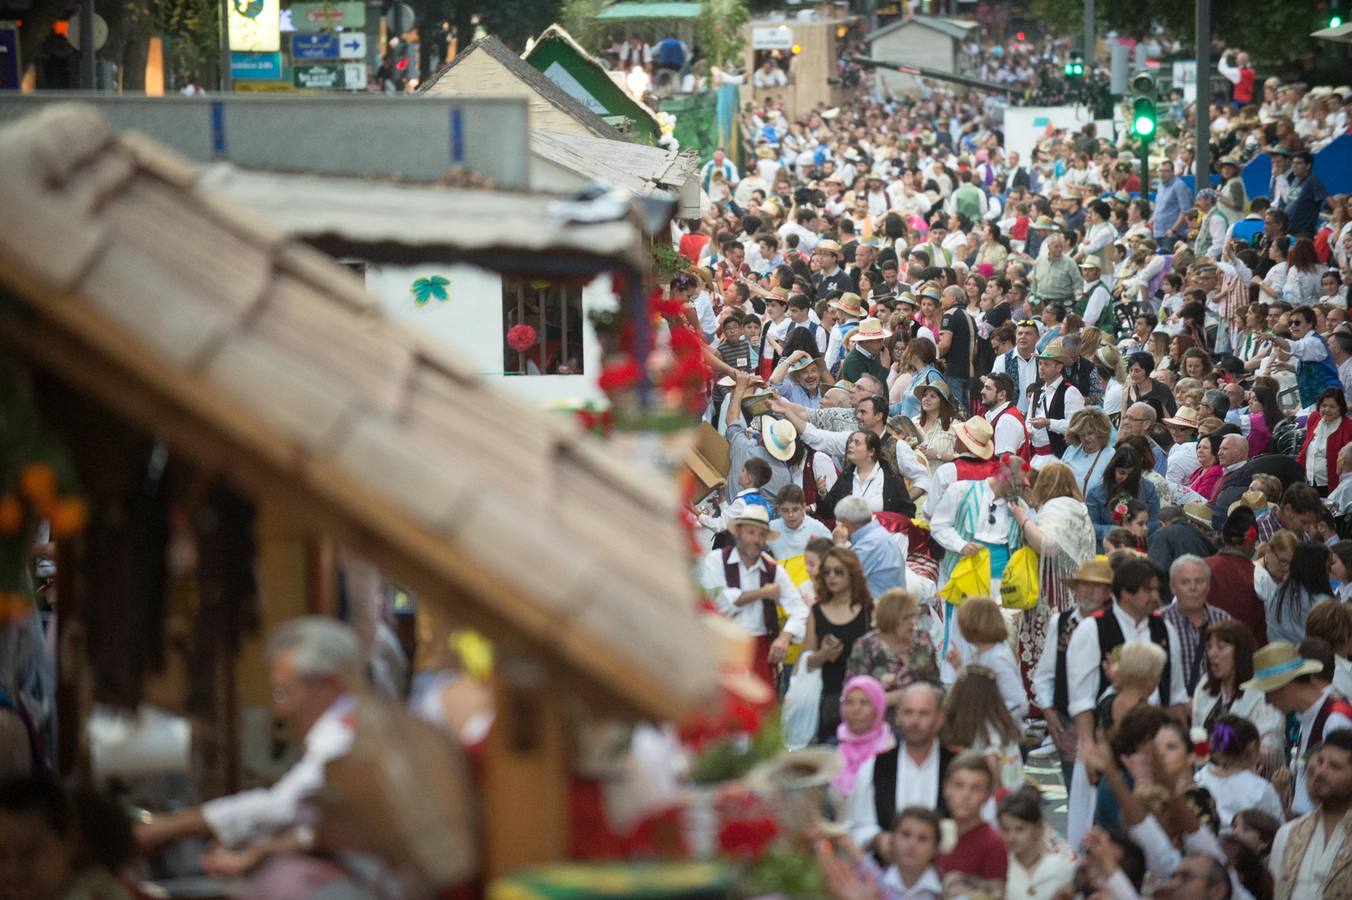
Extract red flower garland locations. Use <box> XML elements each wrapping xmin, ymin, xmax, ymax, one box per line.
<box><xmin>506</xmin><ymin>324</ymin><xmax>537</xmax><ymax>353</ymax></box>
<box><xmin>1112</xmin><ymin>502</ymin><xmax>1129</xmax><ymax>524</ymax></box>
<box><xmin>717</xmin><ymin>816</ymin><xmax>780</xmax><ymax>858</ymax></box>
<box><xmin>597</xmin><ymin>359</ymin><xmax>642</xmax><ymax>393</ymax></box>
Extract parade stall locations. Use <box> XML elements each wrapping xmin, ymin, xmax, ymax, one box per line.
<box><xmin>0</xmin><ymin>103</ymin><xmax>719</xmax><ymax>881</ymax></box>
<box><xmin>741</xmin><ymin>15</ymin><xmax>856</xmax><ymax>120</ymax></box>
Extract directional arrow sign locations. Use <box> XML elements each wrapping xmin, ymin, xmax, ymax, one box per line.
<box><xmin>337</xmin><ymin>33</ymin><xmax>366</xmax><ymax>59</ymax></box>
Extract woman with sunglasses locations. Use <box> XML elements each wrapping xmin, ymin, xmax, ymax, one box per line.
<box><xmin>1084</xmin><ymin>444</ymin><xmax>1160</xmax><ymax>548</ymax></box>
<box><xmin>803</xmin><ymin>546</ymin><xmax>874</xmax><ymax>743</ymax></box>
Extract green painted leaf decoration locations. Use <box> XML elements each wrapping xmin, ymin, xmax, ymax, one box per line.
<box><xmin>411</xmin><ymin>275</ymin><xmax>451</xmax><ymax>306</ymax></box>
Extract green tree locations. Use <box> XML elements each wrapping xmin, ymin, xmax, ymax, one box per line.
<box><xmin>700</xmin><ymin>0</ymin><xmax>749</xmax><ymax>69</ymax></box>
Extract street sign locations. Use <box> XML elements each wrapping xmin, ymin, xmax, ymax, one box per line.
<box><xmin>293</xmin><ymin>63</ymin><xmax>365</xmax><ymax>90</ymax></box>
<box><xmin>752</xmin><ymin>26</ymin><xmax>793</xmax><ymax>50</ymax></box>
<box><xmin>384</xmin><ymin>3</ymin><xmax>416</xmax><ymax>33</ymax></box>
<box><xmin>0</xmin><ymin>23</ymin><xmax>19</xmax><ymax>92</ymax></box>
<box><xmin>291</xmin><ymin>32</ymin><xmax>366</xmax><ymax>60</ymax></box>
<box><xmin>231</xmin><ymin>51</ymin><xmax>283</xmax><ymax>81</ymax></box>
<box><xmin>66</xmin><ymin>12</ymin><xmax>108</xmax><ymax>51</ymax></box>
<box><xmin>288</xmin><ymin>2</ymin><xmax>366</xmax><ymax>29</ymax></box>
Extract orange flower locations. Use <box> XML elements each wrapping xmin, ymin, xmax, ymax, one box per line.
<box><xmin>18</xmin><ymin>462</ymin><xmax>57</xmax><ymax>505</ymax></box>
<box><xmin>48</xmin><ymin>497</ymin><xmax>88</xmax><ymax>538</ymax></box>
<box><xmin>0</xmin><ymin>495</ymin><xmax>21</xmax><ymax>536</ymax></box>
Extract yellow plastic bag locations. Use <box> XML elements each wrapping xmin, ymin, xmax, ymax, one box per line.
<box><xmin>778</xmin><ymin>555</ymin><xmax>811</xmax><ymax>664</ymax></box>
<box><xmin>999</xmin><ymin>547</ymin><xmax>1040</xmax><ymax>611</ymax></box>
<box><xmin>938</xmin><ymin>547</ymin><xmax>990</xmax><ymax>606</ymax></box>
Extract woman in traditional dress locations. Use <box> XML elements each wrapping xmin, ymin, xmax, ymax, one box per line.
<box><xmin>1008</xmin><ymin>462</ymin><xmax>1096</xmax><ymax>695</ymax></box>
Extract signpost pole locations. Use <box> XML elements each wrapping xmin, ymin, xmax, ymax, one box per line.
<box><xmin>79</xmin><ymin>0</ymin><xmax>95</xmax><ymax>89</ymax></box>
<box><xmin>220</xmin><ymin>0</ymin><xmax>233</xmax><ymax>92</ymax></box>
<box><xmin>1083</xmin><ymin>0</ymin><xmax>1094</xmax><ymax>70</ymax></box>
<box><xmin>1194</xmin><ymin>0</ymin><xmax>1211</xmax><ymax>189</ymax></box>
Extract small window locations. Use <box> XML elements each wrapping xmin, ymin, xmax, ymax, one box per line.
<box><xmin>502</xmin><ymin>277</ymin><xmax>585</xmax><ymax>375</ymax></box>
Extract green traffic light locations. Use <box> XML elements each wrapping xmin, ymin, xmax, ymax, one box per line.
<box><xmin>1133</xmin><ymin>116</ymin><xmax>1156</xmax><ymax>137</ymax></box>
<box><xmin>1332</xmin><ymin>15</ymin><xmax>1344</xmax><ymax>26</ymax></box>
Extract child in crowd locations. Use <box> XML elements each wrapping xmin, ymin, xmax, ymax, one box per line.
<box><xmin>1103</xmin><ymin>527</ymin><xmax>1143</xmax><ymax>554</ymax></box>
<box><xmin>998</xmin><ymin>786</ymin><xmax>1076</xmax><ymax>900</ymax></box>
<box><xmin>768</xmin><ymin>485</ymin><xmax>833</xmax><ymax>561</ymax></box>
<box><xmin>1192</xmin><ymin>714</ymin><xmax>1284</xmax><ymax>826</ymax></box>
<box><xmin>938</xmin><ymin>752</ymin><xmax>1009</xmax><ymax>896</ymax></box>
<box><xmin>699</xmin><ymin>457</ymin><xmax>773</xmax><ymax>535</ymax></box>
<box><xmin>1159</xmin><ymin>273</ymin><xmax>1185</xmax><ymax>323</ymax></box>
<box><xmin>839</xmin><ymin>805</ymin><xmax>944</xmax><ymax>900</ymax></box>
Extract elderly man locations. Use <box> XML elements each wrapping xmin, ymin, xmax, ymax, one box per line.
<box><xmin>993</xmin><ymin>318</ymin><xmax>1041</xmax><ymax>415</ymax></box>
<box><xmin>832</xmin><ymin>495</ymin><xmax>903</xmax><ymax>598</ymax></box>
<box><xmin>1159</xmin><ymin>555</ymin><xmax>1232</xmax><ymax>693</ymax></box>
<box><xmin>1031</xmin><ymin>234</ymin><xmax>1082</xmax><ymax>305</ymax></box>
<box><xmin>700</xmin><ymin>505</ymin><xmax>807</xmax><ymax>684</ymax></box>
<box><xmin>776</xmin><ymin>371</ymin><xmax>885</xmax><ymax>433</ymax></box>
<box><xmin>1027</xmin><ymin>338</ymin><xmax>1085</xmax><ymax>466</ymax></box>
<box><xmin>1192</xmin><ymin>189</ymin><xmax>1230</xmax><ymax>259</ymax></box>
<box><xmin>136</xmin><ymin>617</ymin><xmax>363</xmax><ymax>859</ymax></box>
<box><xmin>844</xmin><ymin>682</ymin><xmax>953</xmax><ymax>856</ymax></box>
<box><xmin>840</xmin><ymin>316</ymin><xmax>890</xmax><ymax>385</ymax></box>
<box><xmin>1119</xmin><ymin>402</ymin><xmax>1169</xmax><ymax>474</ymax></box>
<box><xmin>1208</xmin><ymin>434</ymin><xmax>1256</xmax><ymax>528</ymax></box>
<box><xmin>1154</xmin><ymin>160</ymin><xmax>1194</xmax><ymax>243</ymax></box>
<box><xmin>775</xmin><ymin>394</ymin><xmax>925</xmax><ymax>498</ymax></box>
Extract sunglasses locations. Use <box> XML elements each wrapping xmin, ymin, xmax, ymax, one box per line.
<box><xmin>988</xmin><ymin>500</ymin><xmax>999</xmax><ymax>525</ymax></box>
<box><xmin>822</xmin><ymin>566</ymin><xmax>849</xmax><ymax>577</ymax></box>
<box><xmin>1015</xmin><ymin>319</ymin><xmax>1039</xmax><ymax>328</ymax></box>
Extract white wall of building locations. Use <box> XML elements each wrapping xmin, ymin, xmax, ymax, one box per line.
<box><xmin>871</xmin><ymin>28</ymin><xmax>955</xmax><ymax>95</ymax></box>
<box><xmin>364</xmin><ymin>261</ymin><xmax>607</xmax><ymax>406</ymax></box>
<box><xmin>1002</xmin><ymin>106</ymin><xmax>1114</xmax><ymax>167</ymax></box>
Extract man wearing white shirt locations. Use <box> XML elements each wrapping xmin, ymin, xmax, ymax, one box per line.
<box><xmin>981</xmin><ymin>374</ymin><xmax>1028</xmax><ymax>458</ymax></box>
<box><xmin>922</xmin><ymin>416</ymin><xmax>999</xmax><ymax>520</ymax></box>
<box><xmin>1076</xmin><ymin>200</ymin><xmax>1117</xmax><ymax>260</ymax></box>
<box><xmin>699</xmin><ymin>506</ymin><xmax>807</xmax><ymax>683</ymax></box>
<box><xmin>1066</xmin><ymin>558</ymin><xmax>1189</xmax><ymax>763</ymax></box>
<box><xmin>1270</xmin><ymin>729</ymin><xmax>1352</xmax><ymax>896</ymax></box>
<box><xmin>992</xmin><ymin>320</ymin><xmax>1041</xmax><ymax>415</ymax></box>
<box><xmin>1027</xmin><ymin>338</ymin><xmax>1085</xmax><ymax>468</ymax></box>
<box><xmin>136</xmin><ymin>618</ymin><xmax>363</xmax><ymax>858</ymax></box>
<box><xmin>845</xmin><ymin>683</ymin><xmax>953</xmax><ymax>854</ymax></box>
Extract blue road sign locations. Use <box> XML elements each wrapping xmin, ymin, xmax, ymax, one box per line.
<box><xmin>231</xmin><ymin>52</ymin><xmax>283</xmax><ymax>81</ymax></box>
<box><xmin>0</xmin><ymin>24</ymin><xmax>20</xmax><ymax>92</ymax></box>
<box><xmin>291</xmin><ymin>32</ymin><xmax>340</xmax><ymax>60</ymax></box>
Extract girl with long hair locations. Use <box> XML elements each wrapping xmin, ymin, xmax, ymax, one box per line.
<box><xmin>805</xmin><ymin>547</ymin><xmax>874</xmax><ymax>743</ymax></box>
<box><xmin>911</xmin><ymin>381</ymin><xmax>957</xmax><ymax>473</ymax></box>
<box><xmin>889</xmin><ymin>337</ymin><xmax>944</xmax><ymax>418</ymax></box>
<box><xmin>1284</xmin><ymin>237</ymin><xmax>1322</xmax><ymax>306</ymax></box>
<box><xmin>1244</xmin><ymin>384</ymin><xmax>1286</xmax><ymax>455</ymax></box>
<box><xmin>939</xmin><ymin>665</ymin><xmax>1025</xmax><ymax>791</ymax></box>
<box><xmin>1085</xmin><ymin>445</ymin><xmax>1160</xmax><ymax>545</ymax></box>
<box><xmin>1194</xmin><ymin>714</ymin><xmax>1284</xmax><ymax>827</ymax></box>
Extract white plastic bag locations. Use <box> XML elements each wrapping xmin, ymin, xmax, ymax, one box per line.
<box><xmin>781</xmin><ymin>654</ymin><xmax>823</xmax><ymax>750</ymax></box>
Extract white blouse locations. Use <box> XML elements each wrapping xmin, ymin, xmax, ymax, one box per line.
<box><xmin>852</xmin><ymin>463</ymin><xmax>886</xmax><ymax>513</ymax></box>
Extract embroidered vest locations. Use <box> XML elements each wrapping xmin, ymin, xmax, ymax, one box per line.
<box><xmin>1092</xmin><ymin>604</ymin><xmax>1172</xmax><ymax>704</ymax></box>
<box><xmin>722</xmin><ymin>546</ymin><xmax>780</xmax><ymax>638</ymax></box>
<box><xmin>990</xmin><ymin>404</ymin><xmax>1031</xmax><ymax>462</ymax></box>
<box><xmin>1277</xmin><ymin>811</ymin><xmax>1352</xmax><ymax>900</ymax></box>
<box><xmin>1028</xmin><ymin>380</ymin><xmax>1073</xmax><ymax>455</ymax></box>
<box><xmin>1001</xmin><ymin>349</ymin><xmax>1034</xmax><ymax>409</ymax></box>
<box><xmin>1052</xmin><ymin>610</ymin><xmax>1079</xmax><ymax>717</ymax></box>
<box><xmin>1074</xmin><ymin>281</ymin><xmax>1115</xmax><ymax>333</ymax></box>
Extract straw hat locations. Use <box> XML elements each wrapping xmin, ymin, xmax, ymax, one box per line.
<box><xmin>745</xmin><ymin>747</ymin><xmax>844</xmax><ymax>794</ymax></box>
<box><xmin>1031</xmin><ymin>215</ymin><xmax>1059</xmax><ymax>231</ymax></box>
<box><xmin>755</xmin><ymin>144</ymin><xmax>777</xmax><ymax>159</ymax></box>
<box><xmin>952</xmin><ymin>416</ymin><xmax>995</xmax><ymax>460</ymax></box>
<box><xmin>847</xmin><ymin>317</ymin><xmax>891</xmax><ymax>345</ymax></box>
<box><xmin>1079</xmin><ymin>255</ymin><xmax>1104</xmax><ymax>271</ymax></box>
<box><xmin>759</xmin><ymin>415</ymin><xmax>798</xmax><ymax>462</ymax></box>
<box><xmin>786</xmin><ymin>354</ymin><xmax>819</xmax><ymax>375</ymax></box>
<box><xmin>1228</xmin><ymin>490</ymin><xmax>1270</xmax><ymax>515</ymax></box>
<box><xmin>1094</xmin><ymin>345</ymin><xmax>1121</xmax><ymax>372</ymax></box>
<box><xmin>894</xmin><ymin>292</ymin><xmax>918</xmax><ymax>310</ymax></box>
<box><xmin>1163</xmin><ymin>406</ymin><xmax>1200</xmax><ymax>429</ymax></box>
<box><xmin>730</xmin><ymin>503</ymin><xmax>781</xmax><ymax>539</ymax></box>
<box><xmin>830</xmin><ymin>292</ymin><xmax>866</xmax><ymax>317</ymax></box>
<box><xmin>816</xmin><ymin>239</ymin><xmax>845</xmax><ymax>260</ymax></box>
<box><xmin>1039</xmin><ymin>337</ymin><xmax>1071</xmax><ymax>365</ymax></box>
<box><xmin>911</xmin><ymin>375</ymin><xmax>953</xmax><ymax>403</ymax></box>
<box><xmin>1241</xmin><ymin>641</ymin><xmax>1325</xmax><ymax>693</ymax></box>
<box><xmin>766</xmin><ymin>287</ymin><xmax>790</xmax><ymax>305</ymax></box>
<box><xmin>1183</xmin><ymin>503</ymin><xmax>1214</xmax><ymax>529</ymax></box>
<box><xmin>1065</xmin><ymin>558</ymin><xmax>1114</xmax><ymax>588</ymax></box>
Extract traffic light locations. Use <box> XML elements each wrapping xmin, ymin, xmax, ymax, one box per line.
<box><xmin>1130</xmin><ymin>72</ymin><xmax>1158</xmax><ymax>140</ymax></box>
<box><xmin>1064</xmin><ymin>51</ymin><xmax>1084</xmax><ymax>79</ymax></box>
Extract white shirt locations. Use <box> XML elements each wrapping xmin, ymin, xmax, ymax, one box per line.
<box><xmin>1194</xmin><ymin>765</ymin><xmax>1283</xmax><ymax>826</ymax></box>
<box><xmin>1293</xmin><ymin>686</ymin><xmax>1352</xmax><ymax>815</ymax></box>
<box><xmin>767</xmin><ymin>515</ymin><xmax>832</xmax><ymax>560</ymax></box>
<box><xmin>1166</xmin><ymin>440</ymin><xmax>1201</xmax><ymax>485</ymax></box>
<box><xmin>845</xmin><ymin>739</ymin><xmax>942</xmax><ymax>847</ymax></box>
<box><xmin>1081</xmin><ymin>281</ymin><xmax>1112</xmax><ymax>329</ymax></box>
<box><xmin>699</xmin><ymin>548</ymin><xmax>808</xmax><ymax>641</ymax></box>
<box><xmin>1271</xmin><ymin>810</ymin><xmax>1352</xmax><ymax>896</ymax></box>
<box><xmin>930</xmin><ymin>479</ymin><xmax>1014</xmax><ymax>551</ymax></box>
<box><xmin>968</xmin><ymin>641</ymin><xmax>1030</xmax><ymax>726</ymax></box>
<box><xmin>1065</xmin><ymin>604</ymin><xmax>1189</xmax><ymax>717</ymax></box>
<box><xmin>1308</xmin><ymin>416</ymin><xmax>1339</xmax><ymax>487</ymax></box>
<box><xmin>1079</xmin><ymin>221</ymin><xmax>1117</xmax><ymax>257</ymax></box>
<box><xmin>1029</xmin><ymin>376</ymin><xmax>1085</xmax><ymax>453</ymax></box>
<box><xmin>1006</xmin><ymin>849</ymin><xmax>1077</xmax><ymax>900</ymax></box>
<box><xmin>985</xmin><ymin>402</ymin><xmax>1026</xmax><ymax>457</ymax></box>
<box><xmin>1103</xmin><ymin>379</ymin><xmax>1124</xmax><ymax>417</ymax></box>
<box><xmin>854</xmin><ymin>463</ymin><xmax>887</xmax><ymax>513</ymax></box>
<box><xmin>992</xmin><ymin>349</ymin><xmax>1039</xmax><ymax>414</ymax></box>
<box><xmin>1033</xmin><ymin>608</ymin><xmax>1083</xmax><ymax>710</ymax></box>
<box><xmin>202</xmin><ymin>694</ymin><xmax>356</xmax><ymax>848</ymax></box>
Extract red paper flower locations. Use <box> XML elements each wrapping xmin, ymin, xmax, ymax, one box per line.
<box><xmin>1245</xmin><ymin>526</ymin><xmax>1258</xmax><ymax>543</ymax></box>
<box><xmin>717</xmin><ymin>816</ymin><xmax>780</xmax><ymax>858</ymax></box>
<box><xmin>506</xmin><ymin>324</ymin><xmax>537</xmax><ymax>353</ymax></box>
<box><xmin>1112</xmin><ymin>502</ymin><xmax>1129</xmax><ymax>524</ymax></box>
<box><xmin>598</xmin><ymin>359</ymin><xmax>642</xmax><ymax>393</ymax></box>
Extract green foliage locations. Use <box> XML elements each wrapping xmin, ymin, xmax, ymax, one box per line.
<box><xmin>128</xmin><ymin>0</ymin><xmax>221</xmax><ymax>82</ymax></box>
<box><xmin>699</xmin><ymin>0</ymin><xmax>750</xmax><ymax>70</ymax></box>
<box><xmin>560</xmin><ymin>0</ymin><xmax>610</xmax><ymax>53</ymax></box>
<box><xmin>739</xmin><ymin>845</ymin><xmax>826</xmax><ymax>898</ymax></box>
<box><xmin>689</xmin><ymin>716</ymin><xmax>782</xmax><ymax>784</ymax></box>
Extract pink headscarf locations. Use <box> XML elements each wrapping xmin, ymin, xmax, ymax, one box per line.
<box><xmin>831</xmin><ymin>676</ymin><xmax>894</xmax><ymax>796</ymax></box>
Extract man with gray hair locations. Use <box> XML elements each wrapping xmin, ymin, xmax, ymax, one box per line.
<box><xmin>831</xmin><ymin>495</ymin><xmax>902</xmax><ymax>597</ymax></box>
<box><xmin>136</xmin><ymin>616</ymin><xmax>363</xmax><ymax>862</ymax></box>
<box><xmin>1119</xmin><ymin>401</ymin><xmax>1169</xmax><ymax>474</ymax></box>
<box><xmin>1160</xmin><ymin>555</ymin><xmax>1231</xmax><ymax>693</ymax></box>
<box><xmin>1198</xmin><ymin>388</ymin><xmax>1229</xmax><ymax>423</ymax></box>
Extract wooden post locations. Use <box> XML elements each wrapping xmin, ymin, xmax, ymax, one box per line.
<box><xmin>482</xmin><ymin>651</ymin><xmax>569</xmax><ymax>878</ymax></box>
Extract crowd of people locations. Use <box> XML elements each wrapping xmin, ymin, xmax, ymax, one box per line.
<box><xmin>686</xmin><ymin>40</ymin><xmax>1352</xmax><ymax>900</ymax></box>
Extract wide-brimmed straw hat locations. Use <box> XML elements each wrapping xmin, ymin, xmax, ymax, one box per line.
<box><xmin>847</xmin><ymin>317</ymin><xmax>891</xmax><ymax>345</ymax></box>
<box><xmin>759</xmin><ymin>415</ymin><xmax>798</xmax><ymax>462</ymax></box>
<box><xmin>745</xmin><ymin>747</ymin><xmax>844</xmax><ymax>794</ymax></box>
<box><xmin>1039</xmin><ymin>337</ymin><xmax>1071</xmax><ymax>365</ymax></box>
<box><xmin>1066</xmin><ymin>558</ymin><xmax>1114</xmax><ymax>587</ymax></box>
<box><xmin>1183</xmin><ymin>503</ymin><xmax>1214</xmax><ymax>529</ymax></box>
<box><xmin>1163</xmin><ymin>407</ymin><xmax>1200</xmax><ymax>429</ymax></box>
<box><xmin>1079</xmin><ymin>255</ymin><xmax>1104</xmax><ymax>271</ymax></box>
<box><xmin>815</xmin><ymin>239</ymin><xmax>845</xmax><ymax>260</ymax></box>
<box><xmin>952</xmin><ymin>416</ymin><xmax>995</xmax><ymax>460</ymax></box>
<box><xmin>1241</xmin><ymin>641</ymin><xmax>1325</xmax><ymax>693</ymax></box>
<box><xmin>911</xmin><ymin>376</ymin><xmax>952</xmax><ymax>403</ymax></box>
<box><xmin>730</xmin><ymin>503</ymin><xmax>781</xmax><ymax>539</ymax></box>
<box><xmin>830</xmin><ymin>292</ymin><xmax>866</xmax><ymax>317</ymax></box>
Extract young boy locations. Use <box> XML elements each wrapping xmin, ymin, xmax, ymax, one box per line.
<box><xmin>786</xmin><ymin>294</ymin><xmax>828</xmax><ymax>353</ymax></box>
<box><xmin>760</xmin><ymin>291</ymin><xmax>792</xmax><ymax>378</ymax></box>
<box><xmin>1159</xmin><ymin>273</ymin><xmax>1186</xmax><ymax>323</ymax></box>
<box><xmin>937</xmin><ymin>752</ymin><xmax>1008</xmax><ymax>897</ymax></box>
<box><xmin>768</xmin><ymin>485</ymin><xmax>832</xmax><ymax>561</ymax></box>
<box><xmin>698</xmin><ymin>457</ymin><xmax>773</xmax><ymax>535</ymax></box>
<box><xmin>711</xmin><ymin>311</ymin><xmax>757</xmax><ymax>422</ymax></box>
<box><xmin>835</xmin><ymin>805</ymin><xmax>944</xmax><ymax>900</ymax></box>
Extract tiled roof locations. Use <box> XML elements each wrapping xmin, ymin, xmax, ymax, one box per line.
<box><xmin>0</xmin><ymin>104</ymin><xmax>716</xmax><ymax>720</ymax></box>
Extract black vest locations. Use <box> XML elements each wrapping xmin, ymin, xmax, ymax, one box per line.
<box><xmin>1029</xmin><ymin>379</ymin><xmax>1073</xmax><ymax>456</ymax></box>
<box><xmin>1052</xmin><ymin>609</ymin><xmax>1080</xmax><ymax>717</ymax></box>
<box><xmin>721</xmin><ymin>546</ymin><xmax>780</xmax><ymax>637</ymax></box>
<box><xmin>1093</xmin><ymin>604</ymin><xmax>1172</xmax><ymax>704</ymax></box>
<box><xmin>872</xmin><ymin>742</ymin><xmax>956</xmax><ymax>831</ymax></box>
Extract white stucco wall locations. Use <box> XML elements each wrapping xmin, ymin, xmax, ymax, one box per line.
<box><xmin>364</xmin><ymin>261</ymin><xmax>606</xmax><ymax>405</ymax></box>
<box><xmin>872</xmin><ymin>28</ymin><xmax>956</xmax><ymax>96</ymax></box>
